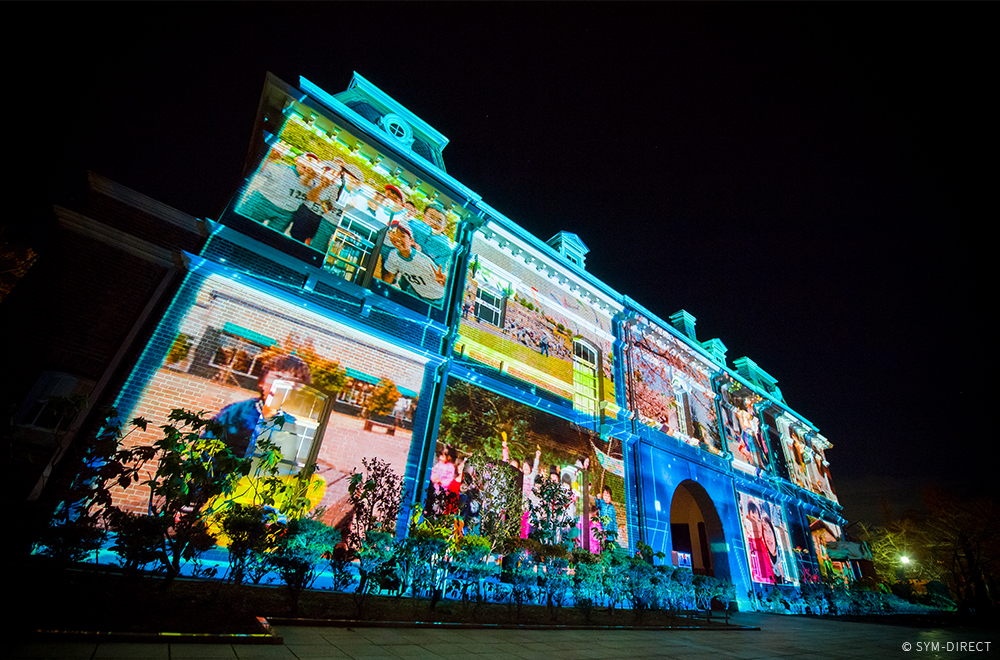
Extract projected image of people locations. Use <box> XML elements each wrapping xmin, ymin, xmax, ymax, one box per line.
<box><xmin>379</xmin><ymin>219</ymin><xmax>446</xmax><ymax>302</ymax></box>
<box><xmin>229</xmin><ymin>110</ymin><xmax>458</xmax><ymax>309</ymax></box>
<box><xmin>737</xmin><ymin>492</ymin><xmax>798</xmax><ymax>586</ymax></box>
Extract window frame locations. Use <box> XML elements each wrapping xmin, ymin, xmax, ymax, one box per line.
<box><xmin>474</xmin><ymin>287</ymin><xmax>506</xmax><ymax>328</ymax></box>
<box><xmin>572</xmin><ymin>338</ymin><xmax>601</xmax><ymax>417</ymax></box>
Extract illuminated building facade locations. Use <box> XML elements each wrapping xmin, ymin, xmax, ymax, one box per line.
<box><xmin>26</xmin><ymin>72</ymin><xmax>850</xmax><ymax>606</ymax></box>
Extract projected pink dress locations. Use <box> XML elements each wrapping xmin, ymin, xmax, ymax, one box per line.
<box><xmin>747</xmin><ymin>520</ymin><xmax>775</xmax><ymax>583</ymax></box>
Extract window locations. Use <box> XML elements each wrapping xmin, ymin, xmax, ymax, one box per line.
<box><xmin>475</xmin><ymin>288</ymin><xmax>505</xmax><ymax>327</ymax></box>
<box><xmin>573</xmin><ymin>340</ymin><xmax>600</xmax><ymax>416</ymax></box>
<box><xmin>324</xmin><ymin>220</ymin><xmax>377</xmax><ymax>284</ymax></box>
<box><xmin>380</xmin><ymin>113</ymin><xmax>414</xmax><ymax>148</ymax></box>
<box><xmin>253</xmin><ymin>379</ymin><xmax>329</xmax><ymax>477</ymax></box>
<box><xmin>676</xmin><ymin>391</ymin><xmax>694</xmax><ymax>437</ymax></box>
<box><xmin>18</xmin><ymin>371</ymin><xmax>95</xmax><ymax>431</ymax></box>
<box><xmin>210</xmin><ymin>334</ymin><xmax>268</xmax><ymax>377</ymax></box>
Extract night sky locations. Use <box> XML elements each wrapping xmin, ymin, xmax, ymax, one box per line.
<box><xmin>14</xmin><ymin>5</ymin><xmax>992</xmax><ymax>526</ymax></box>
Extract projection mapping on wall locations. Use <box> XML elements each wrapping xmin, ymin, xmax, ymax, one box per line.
<box><xmin>437</xmin><ymin>378</ymin><xmax>629</xmax><ymax>550</ymax></box>
<box><xmin>737</xmin><ymin>491</ymin><xmax>799</xmax><ymax>586</ymax></box>
<box><xmin>230</xmin><ymin>112</ymin><xmax>460</xmax><ymax>308</ymax></box>
<box><xmin>114</xmin><ymin>269</ymin><xmax>428</xmax><ymax>532</ymax></box>
<box><xmin>457</xmin><ymin>233</ymin><xmax>616</xmax><ymax>416</ymax></box>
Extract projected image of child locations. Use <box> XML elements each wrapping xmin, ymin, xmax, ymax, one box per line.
<box><xmin>380</xmin><ymin>219</ymin><xmax>446</xmax><ymax>302</ymax></box>
<box><xmin>333</xmin><ymin>163</ymin><xmax>373</xmax><ymax>217</ymax></box>
<box><xmin>409</xmin><ymin>202</ymin><xmax>454</xmax><ymax>271</ymax></box>
<box><xmin>502</xmin><ymin>437</ymin><xmax>541</xmax><ymax>538</ymax></box>
<box><xmin>289</xmin><ymin>162</ymin><xmax>337</xmax><ymax>246</ymax></box>
<box><xmin>375</xmin><ymin>184</ymin><xmax>406</xmax><ymax>225</ymax></box>
<box><xmin>593</xmin><ymin>484</ymin><xmax>619</xmax><ymax>545</ymax></box>
<box><xmin>459</xmin><ymin>465</ymin><xmax>482</xmax><ymax>536</ymax></box>
<box><xmin>430</xmin><ymin>445</ymin><xmax>463</xmax><ymax>514</ymax></box>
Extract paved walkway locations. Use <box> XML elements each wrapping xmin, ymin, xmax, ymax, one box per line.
<box><xmin>12</xmin><ymin>613</ymin><xmax>999</xmax><ymax>659</ymax></box>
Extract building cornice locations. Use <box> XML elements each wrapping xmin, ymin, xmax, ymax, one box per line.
<box><xmin>54</xmin><ymin>206</ymin><xmax>175</xmax><ymax>268</ymax></box>
<box><xmin>87</xmin><ymin>172</ymin><xmax>203</xmax><ymax>235</ymax></box>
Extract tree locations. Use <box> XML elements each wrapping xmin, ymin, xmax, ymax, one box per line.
<box><xmin>527</xmin><ymin>476</ymin><xmax>575</xmax><ymax>547</ymax></box>
<box><xmin>107</xmin><ymin>409</ymin><xmax>253</xmax><ymax>581</ymax></box>
<box><xmin>920</xmin><ymin>488</ymin><xmax>1000</xmax><ymax>613</ymax></box>
<box><xmin>857</xmin><ymin>488</ymin><xmax>1000</xmax><ymax>614</ymax></box>
<box><xmin>346</xmin><ymin>457</ymin><xmax>406</xmax><ymax>616</ymax></box>
<box><xmin>464</xmin><ymin>450</ymin><xmax>522</xmax><ymax>556</ymax></box>
<box><xmin>438</xmin><ymin>382</ymin><xmax>530</xmax><ymax>460</ymax></box>
<box><xmin>856</xmin><ymin>519</ymin><xmax>941</xmax><ymax>585</ymax></box>
<box><xmin>365</xmin><ymin>379</ymin><xmax>400</xmax><ymax>417</ymax></box>
<box><xmin>0</xmin><ymin>227</ymin><xmax>38</xmax><ymax>303</ymax></box>
<box><xmin>347</xmin><ymin>457</ymin><xmax>405</xmax><ymax>547</ymax></box>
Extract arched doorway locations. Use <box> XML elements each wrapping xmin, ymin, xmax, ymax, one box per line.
<box><xmin>669</xmin><ymin>480</ymin><xmax>730</xmax><ymax>580</ymax></box>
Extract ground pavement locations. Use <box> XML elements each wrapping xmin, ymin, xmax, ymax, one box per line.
<box><xmin>12</xmin><ymin>612</ymin><xmax>1000</xmax><ymax>660</ymax></box>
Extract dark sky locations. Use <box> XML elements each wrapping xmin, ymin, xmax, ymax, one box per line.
<box><xmin>15</xmin><ymin>5</ymin><xmax>992</xmax><ymax>525</ymax></box>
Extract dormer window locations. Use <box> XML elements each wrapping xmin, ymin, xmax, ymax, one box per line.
<box><xmin>545</xmin><ymin>231</ymin><xmax>589</xmax><ymax>270</ymax></box>
<box><xmin>380</xmin><ymin>113</ymin><xmax>414</xmax><ymax>148</ymax></box>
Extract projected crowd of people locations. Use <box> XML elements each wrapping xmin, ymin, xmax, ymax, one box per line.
<box><xmin>237</xmin><ymin>140</ymin><xmax>456</xmax><ymax>306</ymax></box>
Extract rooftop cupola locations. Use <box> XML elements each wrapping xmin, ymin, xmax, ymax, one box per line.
<box><xmin>668</xmin><ymin>309</ymin><xmax>698</xmax><ymax>341</ymax></box>
<box><xmin>701</xmin><ymin>337</ymin><xmax>728</xmax><ymax>367</ymax></box>
<box><xmin>733</xmin><ymin>356</ymin><xmax>784</xmax><ymax>402</ymax></box>
<box><xmin>328</xmin><ymin>72</ymin><xmax>451</xmax><ymax>171</ymax></box>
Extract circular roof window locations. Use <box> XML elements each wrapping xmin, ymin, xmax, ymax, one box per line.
<box><xmin>381</xmin><ymin>113</ymin><xmax>414</xmax><ymax>147</ymax></box>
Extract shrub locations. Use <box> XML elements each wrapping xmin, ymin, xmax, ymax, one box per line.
<box><xmin>464</xmin><ymin>451</ymin><xmax>522</xmax><ymax>556</ymax></box>
<box><xmin>669</xmin><ymin>568</ymin><xmax>695</xmax><ymax>610</ymax></box>
<box><xmin>106</xmin><ymin>508</ymin><xmax>169</xmax><ymax>574</ymax></box>
<box><xmin>542</xmin><ymin>556</ymin><xmax>572</xmax><ymax>619</ymax></box>
<box><xmin>508</xmin><ymin>548</ymin><xmax>539</xmax><ymax>618</ymax></box>
<box><xmin>269</xmin><ymin>517</ymin><xmax>340</xmax><ymax>614</ymax></box>
<box><xmin>572</xmin><ymin>560</ymin><xmax>604</xmax><ymax>621</ymax></box>
<box><xmin>217</xmin><ymin>503</ymin><xmax>282</xmax><ymax>585</ymax></box>
<box><xmin>348</xmin><ymin>457</ymin><xmax>405</xmax><ymax>549</ymax></box>
<box><xmin>651</xmin><ymin>565</ymin><xmax>675</xmax><ymax>610</ymax></box>
<box><xmin>449</xmin><ymin>535</ymin><xmax>497</xmax><ymax>612</ymax></box>
<box><xmin>112</xmin><ymin>409</ymin><xmax>252</xmax><ymax>581</ymax></box>
<box><xmin>31</xmin><ymin>409</ymin><xmax>146</xmax><ymax>565</ymax></box>
<box><xmin>353</xmin><ymin>531</ymin><xmax>396</xmax><ymax>617</ymax></box>
<box><xmin>692</xmin><ymin>574</ymin><xmax>722</xmax><ymax>611</ymax></box>
<box><xmin>626</xmin><ymin>559</ymin><xmax>658</xmax><ymax>620</ymax></box>
<box><xmin>601</xmin><ymin>546</ymin><xmax>630</xmax><ymax>609</ymax></box>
